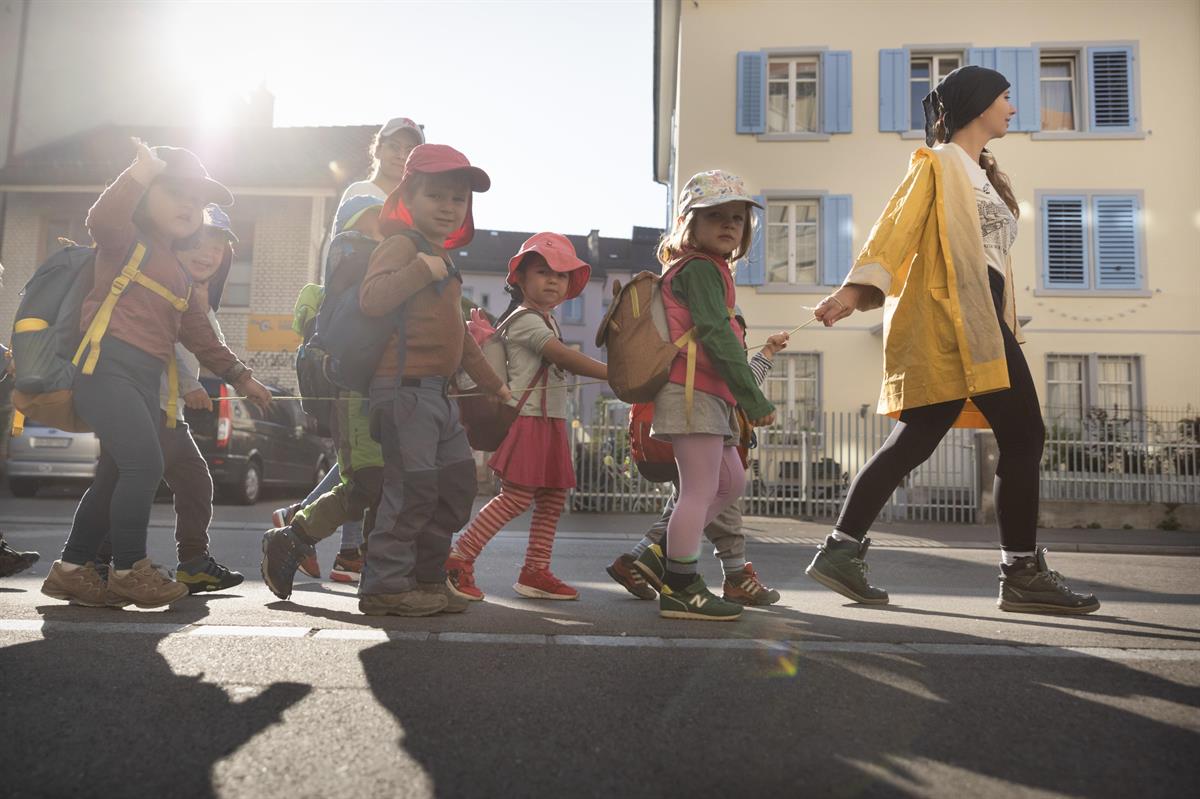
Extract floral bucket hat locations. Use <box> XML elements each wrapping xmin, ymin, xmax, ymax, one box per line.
<box><xmin>676</xmin><ymin>170</ymin><xmax>763</xmax><ymax>221</ymax></box>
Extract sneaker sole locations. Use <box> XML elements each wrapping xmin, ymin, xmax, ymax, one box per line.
<box><xmin>659</xmin><ymin>608</ymin><xmax>742</xmax><ymax>621</ymax></box>
<box><xmin>513</xmin><ymin>582</ymin><xmax>579</xmax><ymax>600</ymax></box>
<box><xmin>329</xmin><ymin>570</ymin><xmax>361</xmax><ymax>584</ymax></box>
<box><xmin>182</xmin><ymin>575</ymin><xmax>246</xmax><ymax>594</ymax></box>
<box><xmin>40</xmin><ymin>585</ymin><xmax>123</xmax><ymax>608</ymax></box>
<box><xmin>630</xmin><ymin>560</ymin><xmax>664</xmax><ymax>592</ymax></box>
<box><xmin>723</xmin><ymin>593</ymin><xmax>782</xmax><ymax>607</ymax></box>
<box><xmin>805</xmin><ymin>565</ymin><xmax>889</xmax><ymax>605</ymax></box>
<box><xmin>297</xmin><ymin>566</ymin><xmax>322</xmax><ymax>579</ymax></box>
<box><xmin>359</xmin><ymin>603</ymin><xmax>446</xmax><ymax>617</ymax></box>
<box><xmin>445</xmin><ymin>579</ymin><xmax>485</xmax><ymax>601</ymax></box>
<box><xmin>260</xmin><ymin>535</ymin><xmax>292</xmax><ymax>600</ymax></box>
<box><xmin>108</xmin><ymin>586</ymin><xmax>190</xmax><ymax>609</ymax></box>
<box><xmin>998</xmin><ymin>598</ymin><xmax>1101</xmax><ymax>615</ymax></box>
<box><xmin>605</xmin><ymin>565</ymin><xmax>656</xmax><ymax>600</ymax></box>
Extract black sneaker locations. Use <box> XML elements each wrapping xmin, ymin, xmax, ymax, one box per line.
<box><xmin>0</xmin><ymin>535</ymin><xmax>40</xmax><ymax>578</ymax></box>
<box><xmin>999</xmin><ymin>548</ymin><xmax>1100</xmax><ymax>614</ymax></box>
<box><xmin>805</xmin><ymin>535</ymin><xmax>889</xmax><ymax>605</ymax></box>
<box><xmin>260</xmin><ymin>527</ymin><xmax>314</xmax><ymax>600</ymax></box>
<box><xmin>177</xmin><ymin>555</ymin><xmax>245</xmax><ymax>594</ymax></box>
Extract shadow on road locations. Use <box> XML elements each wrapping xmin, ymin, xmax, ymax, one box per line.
<box><xmin>0</xmin><ymin>600</ymin><xmax>311</xmax><ymax>798</ymax></box>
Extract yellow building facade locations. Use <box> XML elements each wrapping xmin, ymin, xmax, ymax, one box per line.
<box><xmin>654</xmin><ymin>0</ymin><xmax>1200</xmax><ymax>425</ymax></box>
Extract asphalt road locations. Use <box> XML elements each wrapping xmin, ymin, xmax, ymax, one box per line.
<box><xmin>1</xmin><ymin>496</ymin><xmax>1198</xmax><ymax>798</ymax></box>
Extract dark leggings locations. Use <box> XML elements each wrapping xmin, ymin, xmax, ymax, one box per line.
<box><xmin>62</xmin><ymin>338</ymin><xmax>165</xmax><ymax>570</ymax></box>
<box><xmin>835</xmin><ymin>271</ymin><xmax>1045</xmax><ymax>551</ymax></box>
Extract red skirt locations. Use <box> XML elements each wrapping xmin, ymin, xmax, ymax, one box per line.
<box><xmin>488</xmin><ymin>416</ymin><xmax>576</xmax><ymax>489</ymax></box>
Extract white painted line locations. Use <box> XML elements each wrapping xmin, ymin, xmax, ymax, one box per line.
<box><xmin>555</xmin><ymin>635</ymin><xmax>669</xmax><ymax>647</ymax></box>
<box><xmin>786</xmin><ymin>641</ymin><xmax>913</xmax><ymax>654</ymax></box>
<box><xmin>670</xmin><ymin>638</ymin><xmax>770</xmax><ymax>650</ymax></box>
<box><xmin>312</xmin><ymin>629</ymin><xmax>390</xmax><ymax>641</ymax></box>
<box><xmin>0</xmin><ymin>619</ymin><xmax>43</xmax><ymax>631</ymax></box>
<box><xmin>189</xmin><ymin>625</ymin><xmax>311</xmax><ymax>638</ymax></box>
<box><xmin>905</xmin><ymin>643</ymin><xmax>1032</xmax><ymax>656</ymax></box>
<box><xmin>438</xmin><ymin>632</ymin><xmax>549</xmax><ymax>645</ymax></box>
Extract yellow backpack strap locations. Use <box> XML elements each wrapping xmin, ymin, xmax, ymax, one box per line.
<box><xmin>73</xmin><ymin>241</ymin><xmax>191</xmax><ymax>376</ymax></box>
<box><xmin>673</xmin><ymin>328</ymin><xmax>697</xmax><ymax>428</ymax></box>
<box><xmin>11</xmin><ymin>410</ymin><xmax>25</xmax><ymax>437</ymax></box>
<box><xmin>165</xmin><ymin>354</ymin><xmax>179</xmax><ymax>429</ymax></box>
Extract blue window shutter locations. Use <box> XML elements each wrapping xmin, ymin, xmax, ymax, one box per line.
<box><xmin>1093</xmin><ymin>195</ymin><xmax>1141</xmax><ymax>289</ymax></box>
<box><xmin>737</xmin><ymin>195</ymin><xmax>767</xmax><ymax>286</ymax></box>
<box><xmin>1088</xmin><ymin>46</ymin><xmax>1135</xmax><ymax>131</ymax></box>
<box><xmin>736</xmin><ymin>51</ymin><xmax>767</xmax><ymax>134</ymax></box>
<box><xmin>821</xmin><ymin>50</ymin><xmax>852</xmax><ymax>133</ymax></box>
<box><xmin>879</xmin><ymin>49</ymin><xmax>909</xmax><ymax>131</ymax></box>
<box><xmin>1042</xmin><ymin>195</ymin><xmax>1089</xmax><ymax>288</ymax></box>
<box><xmin>967</xmin><ymin>47</ymin><xmax>998</xmax><ymax>70</ymax></box>
<box><xmin>820</xmin><ymin>195</ymin><xmax>853</xmax><ymax>285</ymax></box>
<box><xmin>990</xmin><ymin>47</ymin><xmax>1040</xmax><ymax>131</ymax></box>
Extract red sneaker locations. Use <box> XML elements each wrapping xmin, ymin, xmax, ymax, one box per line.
<box><xmin>297</xmin><ymin>552</ymin><xmax>321</xmax><ymax>579</ymax></box>
<box><xmin>514</xmin><ymin>567</ymin><xmax>579</xmax><ymax>600</ymax></box>
<box><xmin>329</xmin><ymin>550</ymin><xmax>363</xmax><ymax>583</ymax></box>
<box><xmin>445</xmin><ymin>554</ymin><xmax>484</xmax><ymax>601</ymax></box>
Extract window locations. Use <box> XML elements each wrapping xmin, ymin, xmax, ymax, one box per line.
<box><xmin>909</xmin><ymin>53</ymin><xmax>961</xmax><ymax>131</ymax></box>
<box><xmin>1039</xmin><ymin>54</ymin><xmax>1079</xmax><ymax>131</ymax></box>
<box><xmin>1040</xmin><ymin>193</ymin><xmax>1143</xmax><ymax>291</ymax></box>
<box><xmin>223</xmin><ymin>217</ymin><xmax>254</xmax><ymax>307</ymax></box>
<box><xmin>764</xmin><ymin>353</ymin><xmax>821</xmax><ymax>427</ymax></box>
<box><xmin>561</xmin><ymin>296</ymin><xmax>584</xmax><ymax>324</ymax></box>
<box><xmin>737</xmin><ymin>50</ymin><xmax>852</xmax><ymax>136</ymax></box>
<box><xmin>1046</xmin><ymin>354</ymin><xmax>1142</xmax><ymax>429</ymax></box>
<box><xmin>767</xmin><ymin>57</ymin><xmax>819</xmax><ymax>134</ymax></box>
<box><xmin>766</xmin><ymin>199</ymin><xmax>819</xmax><ymax>285</ymax></box>
<box><xmin>462</xmin><ymin>286</ymin><xmax>475</xmax><ymax>301</ymax></box>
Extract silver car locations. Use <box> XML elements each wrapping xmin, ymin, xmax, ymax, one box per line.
<box><xmin>5</xmin><ymin>423</ymin><xmax>99</xmax><ymax>497</ymax></box>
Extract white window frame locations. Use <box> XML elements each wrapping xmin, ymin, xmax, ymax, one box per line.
<box><xmin>908</xmin><ymin>51</ymin><xmax>963</xmax><ymax>132</ymax></box>
<box><xmin>1045</xmin><ymin>353</ymin><xmax>1144</xmax><ymax>428</ymax></box>
<box><xmin>1038</xmin><ymin>51</ymin><xmax>1084</xmax><ymax>132</ymax></box>
<box><xmin>764</xmin><ymin>352</ymin><xmax>822</xmax><ymax>428</ymax></box>
<box><xmin>764</xmin><ymin>197</ymin><xmax>821</xmax><ymax>288</ymax></box>
<box><xmin>766</xmin><ymin>55</ymin><xmax>821</xmax><ymax>135</ymax></box>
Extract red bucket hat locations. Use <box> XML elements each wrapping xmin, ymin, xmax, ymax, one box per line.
<box><xmin>506</xmin><ymin>232</ymin><xmax>591</xmax><ymax>300</ymax></box>
<box><xmin>379</xmin><ymin>144</ymin><xmax>490</xmax><ymax>248</ymax></box>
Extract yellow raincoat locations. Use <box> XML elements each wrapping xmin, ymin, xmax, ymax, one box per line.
<box><xmin>843</xmin><ymin>145</ymin><xmax>1022</xmax><ymax>429</ymax></box>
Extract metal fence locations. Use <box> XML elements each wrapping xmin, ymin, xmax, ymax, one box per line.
<box><xmin>1040</xmin><ymin>406</ymin><xmax>1200</xmax><ymax>504</ymax></box>
<box><xmin>569</xmin><ymin>402</ymin><xmax>979</xmax><ymax>522</ymax></box>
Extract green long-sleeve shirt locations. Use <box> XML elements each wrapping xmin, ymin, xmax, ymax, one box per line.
<box><xmin>670</xmin><ymin>258</ymin><xmax>774</xmax><ymax>420</ymax></box>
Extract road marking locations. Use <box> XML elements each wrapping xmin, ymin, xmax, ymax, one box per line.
<box><xmin>2</xmin><ymin>619</ymin><xmax>1199</xmax><ymax>660</ymax></box>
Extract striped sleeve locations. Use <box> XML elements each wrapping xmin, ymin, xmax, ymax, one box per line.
<box><xmin>748</xmin><ymin>352</ymin><xmax>773</xmax><ymax>387</ymax></box>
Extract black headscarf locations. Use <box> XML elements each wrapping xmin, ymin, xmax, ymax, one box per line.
<box><xmin>922</xmin><ymin>65</ymin><xmax>1010</xmax><ymax>146</ymax></box>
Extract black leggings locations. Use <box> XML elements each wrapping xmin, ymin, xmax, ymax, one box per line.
<box><xmin>835</xmin><ymin>271</ymin><xmax>1044</xmax><ymax>551</ymax></box>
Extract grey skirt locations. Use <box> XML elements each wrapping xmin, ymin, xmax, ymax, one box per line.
<box><xmin>650</xmin><ymin>382</ymin><xmax>738</xmax><ymax>444</ymax></box>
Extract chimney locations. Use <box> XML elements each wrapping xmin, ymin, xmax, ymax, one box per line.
<box><xmin>237</xmin><ymin>83</ymin><xmax>275</xmax><ymax>127</ymax></box>
<box><xmin>586</xmin><ymin>229</ymin><xmax>601</xmax><ymax>265</ymax></box>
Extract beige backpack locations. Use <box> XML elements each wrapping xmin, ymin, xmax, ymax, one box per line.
<box><xmin>594</xmin><ymin>270</ymin><xmax>693</xmax><ymax>404</ymax></box>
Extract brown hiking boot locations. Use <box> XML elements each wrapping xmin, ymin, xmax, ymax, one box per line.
<box><xmin>359</xmin><ymin>590</ymin><xmax>447</xmax><ymax>617</ymax></box>
<box><xmin>722</xmin><ymin>562</ymin><xmax>781</xmax><ymax>606</ymax></box>
<box><xmin>107</xmin><ymin>558</ymin><xmax>190</xmax><ymax>608</ymax></box>
<box><xmin>41</xmin><ymin>561</ymin><xmax>127</xmax><ymax>608</ymax></box>
<box><xmin>606</xmin><ymin>553</ymin><xmax>657</xmax><ymax>600</ymax></box>
<box><xmin>418</xmin><ymin>581</ymin><xmax>470</xmax><ymax>614</ymax></box>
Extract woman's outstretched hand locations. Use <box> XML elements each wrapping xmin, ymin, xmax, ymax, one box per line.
<box><xmin>813</xmin><ymin>285</ymin><xmax>866</xmax><ymax>327</ymax></box>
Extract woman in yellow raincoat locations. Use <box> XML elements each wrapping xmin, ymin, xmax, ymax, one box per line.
<box><xmin>804</xmin><ymin>66</ymin><xmax>1099</xmax><ymax>615</ymax></box>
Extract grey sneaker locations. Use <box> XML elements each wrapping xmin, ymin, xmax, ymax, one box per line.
<box><xmin>418</xmin><ymin>581</ymin><xmax>469</xmax><ymax>614</ymax></box>
<box><xmin>805</xmin><ymin>535</ymin><xmax>889</xmax><ymax>605</ymax></box>
<box><xmin>41</xmin><ymin>561</ymin><xmax>127</xmax><ymax>608</ymax></box>
<box><xmin>359</xmin><ymin>590</ymin><xmax>447</xmax><ymax>617</ymax></box>
<box><xmin>107</xmin><ymin>558</ymin><xmax>190</xmax><ymax>609</ymax></box>
<box><xmin>999</xmin><ymin>548</ymin><xmax>1100</xmax><ymax>614</ymax></box>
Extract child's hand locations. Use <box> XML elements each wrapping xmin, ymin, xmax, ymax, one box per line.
<box><xmin>183</xmin><ymin>388</ymin><xmax>213</xmax><ymax>412</ymax></box>
<box><xmin>419</xmin><ymin>252</ymin><xmax>449</xmax><ymax>281</ymax></box>
<box><xmin>130</xmin><ymin>137</ymin><xmax>166</xmax><ymax>181</ymax></box>
<box><xmin>496</xmin><ymin>384</ymin><xmax>513</xmax><ymax>404</ymax></box>
<box><xmin>236</xmin><ymin>376</ymin><xmax>273</xmax><ymax>411</ymax></box>
<box><xmin>760</xmin><ymin>331</ymin><xmax>790</xmax><ymax>358</ymax></box>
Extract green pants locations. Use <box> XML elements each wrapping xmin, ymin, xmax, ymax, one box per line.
<box><xmin>293</xmin><ymin>392</ymin><xmax>383</xmax><ymax>542</ymax></box>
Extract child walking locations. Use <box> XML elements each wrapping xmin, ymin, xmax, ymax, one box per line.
<box><xmin>446</xmin><ymin>233</ymin><xmax>607</xmax><ymax>601</ymax></box>
<box><xmin>609</xmin><ymin>326</ymin><xmax>790</xmax><ymax>606</ymax></box>
<box><xmin>40</xmin><ymin>140</ymin><xmax>271</xmax><ymax>609</ymax></box>
<box><xmin>646</xmin><ymin>171</ymin><xmax>775</xmax><ymax>621</ymax></box>
<box><xmin>356</xmin><ymin>144</ymin><xmax>509</xmax><ymax>616</ymax></box>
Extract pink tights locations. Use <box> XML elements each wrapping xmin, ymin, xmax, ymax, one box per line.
<box><xmin>664</xmin><ymin>434</ymin><xmax>746</xmax><ymax>565</ymax></box>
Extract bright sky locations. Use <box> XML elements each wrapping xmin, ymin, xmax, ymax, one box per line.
<box><xmin>162</xmin><ymin>0</ymin><xmax>667</xmax><ymax>237</ymax></box>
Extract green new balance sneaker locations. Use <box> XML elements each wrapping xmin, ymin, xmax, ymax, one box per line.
<box><xmin>177</xmin><ymin>556</ymin><xmax>245</xmax><ymax>594</ymax></box>
<box><xmin>998</xmin><ymin>548</ymin><xmax>1100</xmax><ymax>614</ymax></box>
<box><xmin>659</xmin><ymin>575</ymin><xmax>742</xmax><ymax>621</ymax></box>
<box><xmin>805</xmin><ymin>535</ymin><xmax>889</xmax><ymax>605</ymax></box>
<box><xmin>632</xmin><ymin>544</ymin><xmax>665</xmax><ymax>591</ymax></box>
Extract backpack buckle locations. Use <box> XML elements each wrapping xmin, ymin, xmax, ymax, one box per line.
<box><xmin>110</xmin><ymin>275</ymin><xmax>131</xmax><ymax>294</ymax></box>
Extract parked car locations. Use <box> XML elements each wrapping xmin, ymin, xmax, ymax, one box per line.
<box><xmin>5</xmin><ymin>422</ymin><xmax>100</xmax><ymax>497</ymax></box>
<box><xmin>186</xmin><ymin>377</ymin><xmax>335</xmax><ymax>505</ymax></box>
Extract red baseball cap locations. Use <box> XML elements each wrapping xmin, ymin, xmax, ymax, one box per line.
<box><xmin>507</xmin><ymin>232</ymin><xmax>591</xmax><ymax>300</ymax></box>
<box><xmin>379</xmin><ymin>144</ymin><xmax>490</xmax><ymax>247</ymax></box>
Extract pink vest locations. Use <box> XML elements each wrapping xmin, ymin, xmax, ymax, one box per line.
<box><xmin>660</xmin><ymin>253</ymin><xmax>738</xmax><ymax>405</ymax></box>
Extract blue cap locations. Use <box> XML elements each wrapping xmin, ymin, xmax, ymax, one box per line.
<box><xmin>203</xmin><ymin>204</ymin><xmax>238</xmax><ymax>243</ymax></box>
<box><xmin>334</xmin><ymin>194</ymin><xmax>385</xmax><ymax>235</ymax></box>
